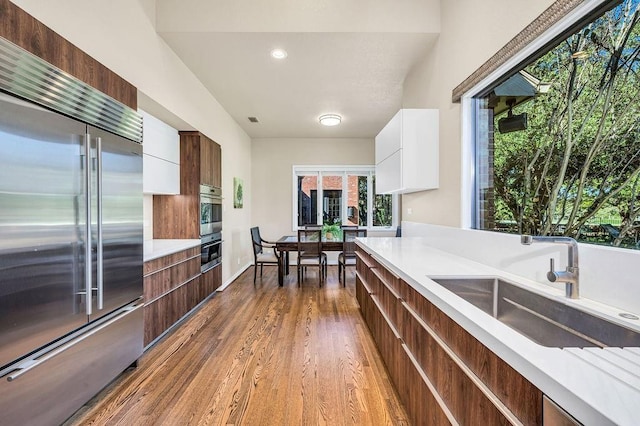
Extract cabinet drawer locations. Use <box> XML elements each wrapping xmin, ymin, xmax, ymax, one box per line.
<box><xmin>368</xmin><ymin>295</ymin><xmax>403</xmax><ymax>393</ymax></box>
<box><xmin>144</xmin><ymin>253</ymin><xmax>200</xmax><ymax>302</ymax></box>
<box><xmin>143</xmin><ymin>274</ymin><xmax>199</xmax><ymax>346</ymax></box>
<box><xmin>355</xmin><ymin>272</ymin><xmax>371</xmax><ymax>317</ymax></box>
<box><xmin>144</xmin><ymin>247</ymin><xmax>199</xmax><ymax>275</ymax></box>
<box><xmin>370</xmin><ymin>267</ymin><xmax>402</xmax><ymax>329</ymax></box>
<box><xmin>399</xmin><ymin>343</ymin><xmax>454</xmax><ymax>426</ymax></box>
<box><xmin>369</xmin><ymin>253</ymin><xmax>402</xmax><ymax>295</ymax></box>
<box><xmin>201</xmin><ymin>263</ymin><xmax>222</xmax><ymax>298</ymax></box>
<box><xmin>401</xmin><ymin>282</ymin><xmax>542</xmax><ymax>425</ymax></box>
<box><xmin>355</xmin><ymin>249</ymin><xmax>375</xmax><ymax>284</ymax></box>
<box><xmin>401</xmin><ymin>302</ymin><xmax>516</xmax><ymax>425</ymax></box>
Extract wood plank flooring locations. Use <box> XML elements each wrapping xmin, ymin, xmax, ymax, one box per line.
<box><xmin>65</xmin><ymin>266</ymin><xmax>410</xmax><ymax>426</ymax></box>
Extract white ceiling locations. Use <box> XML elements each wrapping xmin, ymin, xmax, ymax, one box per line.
<box><xmin>155</xmin><ymin>0</ymin><xmax>440</xmax><ymax>139</ymax></box>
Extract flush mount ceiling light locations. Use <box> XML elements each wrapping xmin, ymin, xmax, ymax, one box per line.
<box><xmin>270</xmin><ymin>49</ymin><xmax>288</xmax><ymax>59</ymax></box>
<box><xmin>319</xmin><ymin>114</ymin><xmax>341</xmax><ymax>126</ymax></box>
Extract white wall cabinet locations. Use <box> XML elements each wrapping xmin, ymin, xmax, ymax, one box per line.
<box><xmin>375</xmin><ymin>109</ymin><xmax>438</xmax><ymax>194</ymax></box>
<box><xmin>140</xmin><ymin>109</ymin><xmax>180</xmax><ymax>194</ymax></box>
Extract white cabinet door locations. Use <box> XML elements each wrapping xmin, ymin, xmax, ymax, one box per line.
<box><xmin>140</xmin><ymin>110</ymin><xmax>179</xmax><ymax>162</ymax></box>
<box><xmin>143</xmin><ymin>154</ymin><xmax>180</xmax><ymax>194</ymax></box>
<box><xmin>375</xmin><ymin>150</ymin><xmax>402</xmax><ymax>194</ymax></box>
<box><xmin>374</xmin><ymin>109</ymin><xmax>439</xmax><ymax>194</ymax></box>
<box><xmin>375</xmin><ymin>110</ymin><xmax>402</xmax><ymax>163</ymax></box>
<box><xmin>140</xmin><ymin>109</ymin><xmax>180</xmax><ymax>194</ymax></box>
<box><xmin>403</xmin><ymin>109</ymin><xmax>438</xmax><ymax>191</ymax></box>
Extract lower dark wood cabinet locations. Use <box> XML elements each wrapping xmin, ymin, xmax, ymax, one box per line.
<box><xmin>355</xmin><ymin>246</ymin><xmax>543</xmax><ymax>426</ymax></box>
<box><xmin>143</xmin><ymin>249</ymin><xmax>222</xmax><ymax>347</ymax></box>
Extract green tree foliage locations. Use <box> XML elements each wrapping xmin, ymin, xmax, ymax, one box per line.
<box><xmin>493</xmin><ymin>0</ymin><xmax>640</xmax><ymax>248</ymax></box>
<box><xmin>357</xmin><ymin>176</ymin><xmax>393</xmax><ymax>227</ymax></box>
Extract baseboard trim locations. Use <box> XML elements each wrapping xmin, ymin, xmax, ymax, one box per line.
<box><xmin>218</xmin><ymin>262</ymin><xmax>252</xmax><ymax>291</ymax></box>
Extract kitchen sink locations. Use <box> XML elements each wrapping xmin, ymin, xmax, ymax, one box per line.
<box><xmin>429</xmin><ymin>277</ymin><xmax>640</xmax><ymax>348</ymax></box>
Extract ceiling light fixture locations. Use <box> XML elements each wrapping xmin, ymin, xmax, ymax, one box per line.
<box><xmin>319</xmin><ymin>114</ymin><xmax>341</xmax><ymax>126</ymax></box>
<box><xmin>271</xmin><ymin>49</ymin><xmax>288</xmax><ymax>59</ymax></box>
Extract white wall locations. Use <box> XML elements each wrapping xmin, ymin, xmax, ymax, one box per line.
<box><xmin>400</xmin><ymin>0</ymin><xmax>555</xmax><ymax>226</ymax></box>
<box><xmin>12</xmin><ymin>0</ymin><xmax>253</xmax><ymax>285</ymax></box>
<box><xmin>251</xmin><ymin>138</ymin><xmax>383</xmax><ymax>263</ymax></box>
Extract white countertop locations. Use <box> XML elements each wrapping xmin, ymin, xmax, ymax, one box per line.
<box><xmin>144</xmin><ymin>239</ymin><xmax>200</xmax><ymax>262</ymax></box>
<box><xmin>357</xmin><ymin>237</ymin><xmax>640</xmax><ymax>426</ymax></box>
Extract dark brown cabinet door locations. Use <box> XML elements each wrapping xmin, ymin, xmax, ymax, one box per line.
<box><xmin>193</xmin><ymin>133</ymin><xmax>221</xmax><ymax>188</ymax></box>
<box><xmin>211</xmin><ymin>141</ymin><xmax>222</xmax><ymax>188</ymax></box>
<box><xmin>200</xmin><ymin>135</ymin><xmax>214</xmax><ymax>186</ymax></box>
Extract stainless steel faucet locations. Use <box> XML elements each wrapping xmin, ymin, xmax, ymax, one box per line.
<box><xmin>521</xmin><ymin>235</ymin><xmax>580</xmax><ymax>299</ymax></box>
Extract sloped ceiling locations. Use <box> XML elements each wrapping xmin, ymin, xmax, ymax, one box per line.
<box><xmin>156</xmin><ymin>0</ymin><xmax>440</xmax><ymax>138</ymax></box>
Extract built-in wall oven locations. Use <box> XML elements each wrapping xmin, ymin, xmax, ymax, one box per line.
<box><xmin>200</xmin><ymin>184</ymin><xmax>223</xmax><ymax>272</ymax></box>
<box><xmin>200</xmin><ymin>184</ymin><xmax>222</xmax><ymax>236</ymax></box>
<box><xmin>201</xmin><ymin>232</ymin><xmax>222</xmax><ymax>272</ymax></box>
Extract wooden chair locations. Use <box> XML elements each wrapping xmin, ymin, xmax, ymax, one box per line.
<box><xmin>303</xmin><ymin>224</ymin><xmax>326</xmax><ymax>275</ymax></box>
<box><xmin>250</xmin><ymin>227</ymin><xmax>280</xmax><ymax>284</ymax></box>
<box><xmin>338</xmin><ymin>227</ymin><xmax>367</xmax><ymax>285</ymax></box>
<box><xmin>297</xmin><ymin>228</ymin><xmax>327</xmax><ymax>286</ymax></box>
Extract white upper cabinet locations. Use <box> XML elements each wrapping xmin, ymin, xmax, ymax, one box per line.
<box><xmin>375</xmin><ymin>110</ymin><xmax>402</xmax><ymax>162</ymax></box>
<box><xmin>140</xmin><ymin>109</ymin><xmax>180</xmax><ymax>195</ymax></box>
<box><xmin>375</xmin><ymin>109</ymin><xmax>438</xmax><ymax>194</ymax></box>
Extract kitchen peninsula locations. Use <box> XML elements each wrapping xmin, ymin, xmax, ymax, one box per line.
<box><xmin>355</xmin><ymin>236</ymin><xmax>640</xmax><ymax>425</ymax></box>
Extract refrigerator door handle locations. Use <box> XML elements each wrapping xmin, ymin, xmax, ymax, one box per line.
<box><xmin>3</xmin><ymin>303</ymin><xmax>142</xmax><ymax>382</ymax></box>
<box><xmin>85</xmin><ymin>132</ymin><xmax>92</xmax><ymax>316</ymax></box>
<box><xmin>96</xmin><ymin>136</ymin><xmax>103</xmax><ymax>310</ymax></box>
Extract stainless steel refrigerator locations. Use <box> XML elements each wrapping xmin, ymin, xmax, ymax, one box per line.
<box><xmin>0</xmin><ymin>38</ymin><xmax>144</xmax><ymax>425</ymax></box>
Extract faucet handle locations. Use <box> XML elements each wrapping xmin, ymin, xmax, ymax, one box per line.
<box><xmin>546</xmin><ymin>258</ymin><xmax>557</xmax><ymax>282</ymax></box>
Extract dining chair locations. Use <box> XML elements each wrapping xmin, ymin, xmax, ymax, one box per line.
<box><xmin>303</xmin><ymin>224</ymin><xmax>326</xmax><ymax>275</ymax></box>
<box><xmin>338</xmin><ymin>227</ymin><xmax>367</xmax><ymax>285</ymax></box>
<box><xmin>297</xmin><ymin>228</ymin><xmax>327</xmax><ymax>286</ymax></box>
<box><xmin>250</xmin><ymin>227</ymin><xmax>280</xmax><ymax>285</ymax></box>
<box><xmin>303</xmin><ymin>224</ymin><xmax>322</xmax><ymax>230</ymax></box>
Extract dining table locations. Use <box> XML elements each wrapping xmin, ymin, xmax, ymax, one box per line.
<box><xmin>274</xmin><ymin>235</ymin><xmax>344</xmax><ymax>286</ymax></box>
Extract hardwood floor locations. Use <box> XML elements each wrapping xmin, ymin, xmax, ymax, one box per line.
<box><xmin>65</xmin><ymin>266</ymin><xmax>410</xmax><ymax>425</ymax></box>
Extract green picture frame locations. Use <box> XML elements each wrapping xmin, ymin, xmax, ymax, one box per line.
<box><xmin>233</xmin><ymin>177</ymin><xmax>244</xmax><ymax>209</ymax></box>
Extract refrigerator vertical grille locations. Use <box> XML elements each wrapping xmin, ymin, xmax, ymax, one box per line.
<box><xmin>0</xmin><ymin>36</ymin><xmax>142</xmax><ymax>143</ymax></box>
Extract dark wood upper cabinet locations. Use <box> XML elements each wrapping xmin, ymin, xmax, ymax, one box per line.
<box><xmin>179</xmin><ymin>131</ymin><xmax>221</xmax><ymax>192</ymax></box>
<box><xmin>200</xmin><ymin>135</ymin><xmax>214</xmax><ymax>187</ymax></box>
<box><xmin>201</xmin><ymin>134</ymin><xmax>222</xmax><ymax>188</ymax></box>
<box><xmin>211</xmin><ymin>141</ymin><xmax>222</xmax><ymax>188</ymax></box>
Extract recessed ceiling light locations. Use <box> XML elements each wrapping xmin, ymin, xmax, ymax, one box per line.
<box><xmin>271</xmin><ymin>49</ymin><xmax>287</xmax><ymax>59</ymax></box>
<box><xmin>319</xmin><ymin>114</ymin><xmax>341</xmax><ymax>126</ymax></box>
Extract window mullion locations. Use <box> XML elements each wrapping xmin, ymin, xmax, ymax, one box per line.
<box><xmin>317</xmin><ymin>171</ymin><xmax>323</xmax><ymax>225</ymax></box>
<box><xmin>342</xmin><ymin>172</ymin><xmax>348</xmax><ymax>225</ymax></box>
<box><xmin>367</xmin><ymin>173</ymin><xmax>373</xmax><ymax>229</ymax></box>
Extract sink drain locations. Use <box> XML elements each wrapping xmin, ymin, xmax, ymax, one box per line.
<box><xmin>619</xmin><ymin>312</ymin><xmax>639</xmax><ymax>320</ymax></box>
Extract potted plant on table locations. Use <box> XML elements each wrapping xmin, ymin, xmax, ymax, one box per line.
<box><xmin>322</xmin><ymin>221</ymin><xmax>342</xmax><ymax>240</ymax></box>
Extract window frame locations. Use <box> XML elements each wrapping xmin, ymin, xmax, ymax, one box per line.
<box><xmin>461</xmin><ymin>0</ymin><xmax>612</xmax><ymax>229</ymax></box>
<box><xmin>292</xmin><ymin>165</ymin><xmax>398</xmax><ymax>232</ymax></box>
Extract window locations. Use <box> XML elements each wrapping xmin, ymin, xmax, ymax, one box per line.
<box><xmin>297</xmin><ymin>175</ymin><xmax>317</xmax><ymax>227</ymax></box>
<box><xmin>293</xmin><ymin>166</ymin><xmax>397</xmax><ymax>230</ymax></box>
<box><xmin>472</xmin><ymin>0</ymin><xmax>640</xmax><ymax>250</ymax></box>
